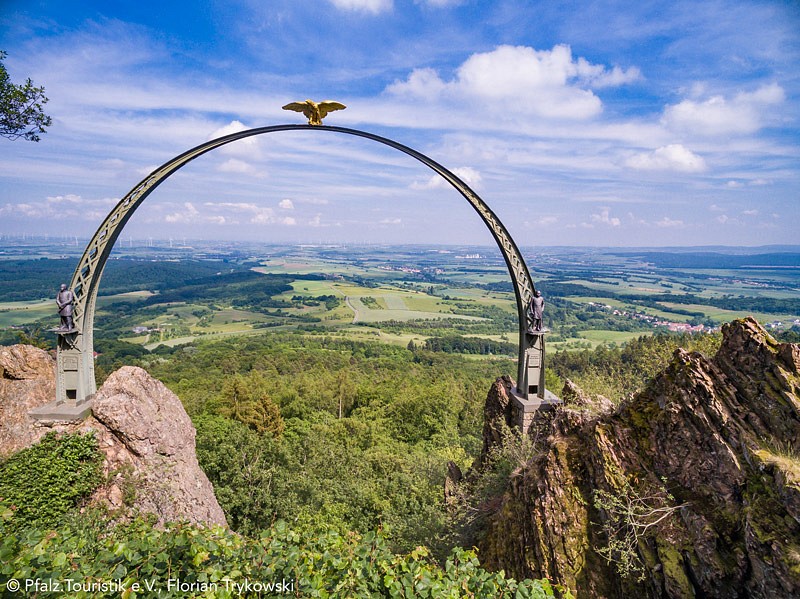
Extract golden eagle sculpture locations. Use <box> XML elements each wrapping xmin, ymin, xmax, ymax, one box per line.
<box><xmin>282</xmin><ymin>99</ymin><xmax>346</xmax><ymax>125</ymax></box>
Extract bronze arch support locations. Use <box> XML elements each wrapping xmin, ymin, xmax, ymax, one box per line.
<box><xmin>56</xmin><ymin>124</ymin><xmax>542</xmax><ymax>404</ymax></box>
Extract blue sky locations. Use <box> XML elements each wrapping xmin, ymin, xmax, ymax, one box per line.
<box><xmin>1</xmin><ymin>0</ymin><xmax>798</xmax><ymax>246</ymax></box>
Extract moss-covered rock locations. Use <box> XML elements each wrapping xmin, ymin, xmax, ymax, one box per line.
<box><xmin>478</xmin><ymin>318</ymin><xmax>800</xmax><ymax>598</ymax></box>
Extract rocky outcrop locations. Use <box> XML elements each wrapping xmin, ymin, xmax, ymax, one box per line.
<box><xmin>479</xmin><ymin>375</ymin><xmax>516</xmax><ymax>468</ymax></box>
<box><xmin>0</xmin><ymin>347</ymin><xmax>226</xmax><ymax>528</ymax></box>
<box><xmin>0</xmin><ymin>345</ymin><xmax>57</xmax><ymax>454</ymax></box>
<box><xmin>477</xmin><ymin>318</ymin><xmax>800</xmax><ymax>598</ymax></box>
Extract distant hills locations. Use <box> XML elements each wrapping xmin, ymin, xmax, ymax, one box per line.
<box><xmin>611</xmin><ymin>251</ymin><xmax>800</xmax><ymax>269</ymax></box>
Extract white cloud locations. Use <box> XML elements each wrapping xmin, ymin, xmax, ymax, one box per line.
<box><xmin>0</xmin><ymin>195</ymin><xmax>117</xmax><ymax>220</ymax></box>
<box><xmin>411</xmin><ymin>166</ymin><xmax>482</xmax><ymax>190</ymax></box>
<box><xmin>209</xmin><ymin>120</ymin><xmax>261</xmax><ymax>158</ymax></box>
<box><xmin>203</xmin><ymin>201</ymin><xmax>288</xmax><ymax>225</ymax></box>
<box><xmin>0</xmin><ymin>203</ymin><xmax>39</xmax><ymax>218</ymax></box>
<box><xmin>251</xmin><ymin>210</ymin><xmax>276</xmax><ymax>224</ymax></box>
<box><xmin>218</xmin><ymin>159</ymin><xmax>256</xmax><ymax>174</ymax></box>
<box><xmin>742</xmin><ymin>209</ymin><xmax>759</xmax><ymax>216</ymax></box>
<box><xmin>416</xmin><ymin>0</ymin><xmax>464</xmax><ymax>6</ymax></box>
<box><xmin>100</xmin><ymin>158</ymin><xmax>126</xmax><ymax>169</ymax></box>
<box><xmin>209</xmin><ymin>120</ymin><xmax>250</xmax><ymax>140</ymax></box>
<box><xmin>662</xmin><ymin>83</ymin><xmax>785</xmax><ymax>136</ymax></box>
<box><xmin>162</xmin><ymin>201</ymin><xmax>296</xmax><ymax>226</ymax></box>
<box><xmin>47</xmin><ymin>194</ymin><xmax>87</xmax><ymax>205</ymax></box>
<box><xmin>379</xmin><ymin>218</ymin><xmax>402</xmax><ymax>225</ymax></box>
<box><xmin>526</xmin><ymin>216</ymin><xmax>558</xmax><ymax>227</ymax></box>
<box><xmin>655</xmin><ymin>217</ymin><xmax>684</xmax><ymax>228</ymax></box>
<box><xmin>136</xmin><ymin>165</ymin><xmax>160</xmax><ymax>176</ymax></box>
<box><xmin>165</xmin><ymin>202</ymin><xmax>201</xmax><ymax>223</ymax></box>
<box><xmin>204</xmin><ymin>202</ymin><xmax>259</xmax><ymax>212</ymax></box>
<box><xmin>625</xmin><ymin>144</ymin><xmax>706</xmax><ymax>173</ymax></box>
<box><xmin>585</xmin><ymin>64</ymin><xmax>642</xmax><ymax>89</ymax></box>
<box><xmin>388</xmin><ymin>45</ymin><xmax>638</xmax><ymax>120</ymax></box>
<box><xmin>388</xmin><ymin>68</ymin><xmax>447</xmax><ymax>98</ymax></box>
<box><xmin>279</xmin><ymin>199</ymin><xmax>295</xmax><ymax>210</ymax></box>
<box><xmin>590</xmin><ymin>208</ymin><xmax>621</xmax><ymax>227</ymax></box>
<box><xmin>329</xmin><ymin>0</ymin><xmax>392</xmax><ymax>14</ymax></box>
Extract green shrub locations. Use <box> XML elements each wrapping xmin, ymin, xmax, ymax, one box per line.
<box><xmin>0</xmin><ymin>512</ymin><xmax>559</xmax><ymax>598</ymax></box>
<box><xmin>0</xmin><ymin>432</ymin><xmax>102</xmax><ymax>532</ymax></box>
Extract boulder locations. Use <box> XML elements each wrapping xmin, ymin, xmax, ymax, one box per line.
<box><xmin>0</xmin><ymin>347</ymin><xmax>227</xmax><ymax>528</ymax></box>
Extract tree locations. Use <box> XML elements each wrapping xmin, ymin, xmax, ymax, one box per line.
<box><xmin>216</xmin><ymin>372</ymin><xmax>285</xmax><ymax>437</ymax></box>
<box><xmin>0</xmin><ymin>51</ymin><xmax>52</xmax><ymax>141</ymax></box>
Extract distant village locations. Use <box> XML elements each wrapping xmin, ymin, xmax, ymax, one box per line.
<box><xmin>586</xmin><ymin>302</ymin><xmax>800</xmax><ymax>333</ymax></box>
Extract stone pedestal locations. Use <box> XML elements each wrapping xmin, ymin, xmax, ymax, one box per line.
<box><xmin>29</xmin><ymin>397</ymin><xmax>93</xmax><ymax>423</ymax></box>
<box><xmin>509</xmin><ymin>386</ymin><xmax>561</xmax><ymax>434</ymax></box>
<box><xmin>29</xmin><ymin>328</ymin><xmax>94</xmax><ymax>423</ymax></box>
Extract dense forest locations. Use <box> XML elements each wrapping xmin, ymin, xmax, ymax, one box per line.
<box><xmin>2</xmin><ymin>249</ymin><xmax>798</xmax><ymax>596</ymax></box>
<box><xmin>93</xmin><ymin>327</ymin><xmax>732</xmax><ymax>550</ymax></box>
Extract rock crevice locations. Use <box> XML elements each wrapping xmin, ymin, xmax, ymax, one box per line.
<box><xmin>478</xmin><ymin>318</ymin><xmax>800</xmax><ymax>598</ymax></box>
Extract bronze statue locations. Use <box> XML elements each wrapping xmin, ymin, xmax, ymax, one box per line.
<box><xmin>527</xmin><ymin>290</ymin><xmax>544</xmax><ymax>332</ymax></box>
<box><xmin>282</xmin><ymin>99</ymin><xmax>346</xmax><ymax>125</ymax></box>
<box><xmin>56</xmin><ymin>283</ymin><xmax>75</xmax><ymax>331</ymax></box>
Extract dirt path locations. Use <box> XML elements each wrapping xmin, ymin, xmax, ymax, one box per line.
<box><xmin>344</xmin><ymin>296</ymin><xmax>360</xmax><ymax>323</ymax></box>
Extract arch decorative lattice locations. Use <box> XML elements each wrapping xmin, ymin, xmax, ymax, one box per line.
<box><xmin>56</xmin><ymin>124</ymin><xmax>547</xmax><ymax>405</ymax></box>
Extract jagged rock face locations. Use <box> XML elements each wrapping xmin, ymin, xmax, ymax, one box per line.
<box><xmin>479</xmin><ymin>375</ymin><xmax>515</xmax><ymax>468</ymax></box>
<box><xmin>0</xmin><ymin>348</ymin><xmax>227</xmax><ymax>528</ymax></box>
<box><xmin>478</xmin><ymin>318</ymin><xmax>800</xmax><ymax>599</ymax></box>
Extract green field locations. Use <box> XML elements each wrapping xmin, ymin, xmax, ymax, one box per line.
<box><xmin>0</xmin><ymin>291</ymin><xmax>153</xmax><ymax>328</ymax></box>
<box><xmin>2</xmin><ymin>245</ymin><xmax>798</xmax><ymax>355</ymax></box>
<box><xmin>563</xmin><ymin>296</ymin><xmax>696</xmax><ymax>323</ymax></box>
<box><xmin>346</xmin><ymin>293</ymin><xmax>485</xmax><ymax>324</ymax></box>
<box><xmin>657</xmin><ymin>302</ymin><xmax>800</xmax><ymax>325</ymax></box>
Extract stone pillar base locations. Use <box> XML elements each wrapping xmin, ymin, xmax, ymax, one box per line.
<box><xmin>510</xmin><ymin>387</ymin><xmax>561</xmax><ymax>434</ymax></box>
<box><xmin>29</xmin><ymin>398</ymin><xmax>93</xmax><ymax>423</ymax></box>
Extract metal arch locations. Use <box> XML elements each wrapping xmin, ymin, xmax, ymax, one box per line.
<box><xmin>59</xmin><ymin>124</ymin><xmax>538</xmax><ymax>403</ymax></box>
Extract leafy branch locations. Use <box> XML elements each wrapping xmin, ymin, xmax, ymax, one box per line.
<box><xmin>0</xmin><ymin>50</ymin><xmax>53</xmax><ymax>142</ymax></box>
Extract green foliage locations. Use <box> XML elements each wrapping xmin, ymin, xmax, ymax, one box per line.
<box><xmin>445</xmin><ymin>425</ymin><xmax>544</xmax><ymax>550</ymax></box>
<box><xmin>101</xmin><ymin>260</ymin><xmax>251</xmax><ymax>297</ymax></box>
<box><xmin>424</xmin><ymin>334</ymin><xmax>516</xmax><ymax>356</ymax></box>
<box><xmin>550</xmin><ymin>331</ymin><xmax>722</xmax><ymax>403</ymax></box>
<box><xmin>147</xmin><ymin>271</ymin><xmax>296</xmax><ymax>311</ymax></box>
<box><xmin>776</xmin><ymin>328</ymin><xmax>800</xmax><ymax>343</ymax></box>
<box><xmin>134</xmin><ymin>333</ymin><xmax>514</xmax><ymax>553</ymax></box>
<box><xmin>0</xmin><ymin>257</ymin><xmax>250</xmax><ymax>305</ymax></box>
<box><xmin>0</xmin><ymin>511</ymin><xmax>555</xmax><ymax>598</ymax></box>
<box><xmin>0</xmin><ymin>432</ymin><xmax>102</xmax><ymax>532</ymax></box>
<box><xmin>212</xmin><ymin>372</ymin><xmax>285</xmax><ymax>436</ymax></box>
<box><xmin>0</xmin><ymin>258</ymin><xmax>78</xmax><ymax>303</ymax></box>
<box><xmin>360</xmin><ymin>296</ymin><xmax>382</xmax><ymax>309</ymax></box>
<box><xmin>194</xmin><ymin>415</ymin><xmax>291</xmax><ymax>535</ymax></box>
<box><xmin>13</xmin><ymin>326</ymin><xmax>53</xmax><ymax>350</ymax></box>
<box><xmin>0</xmin><ymin>50</ymin><xmax>52</xmax><ymax>142</ymax></box>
